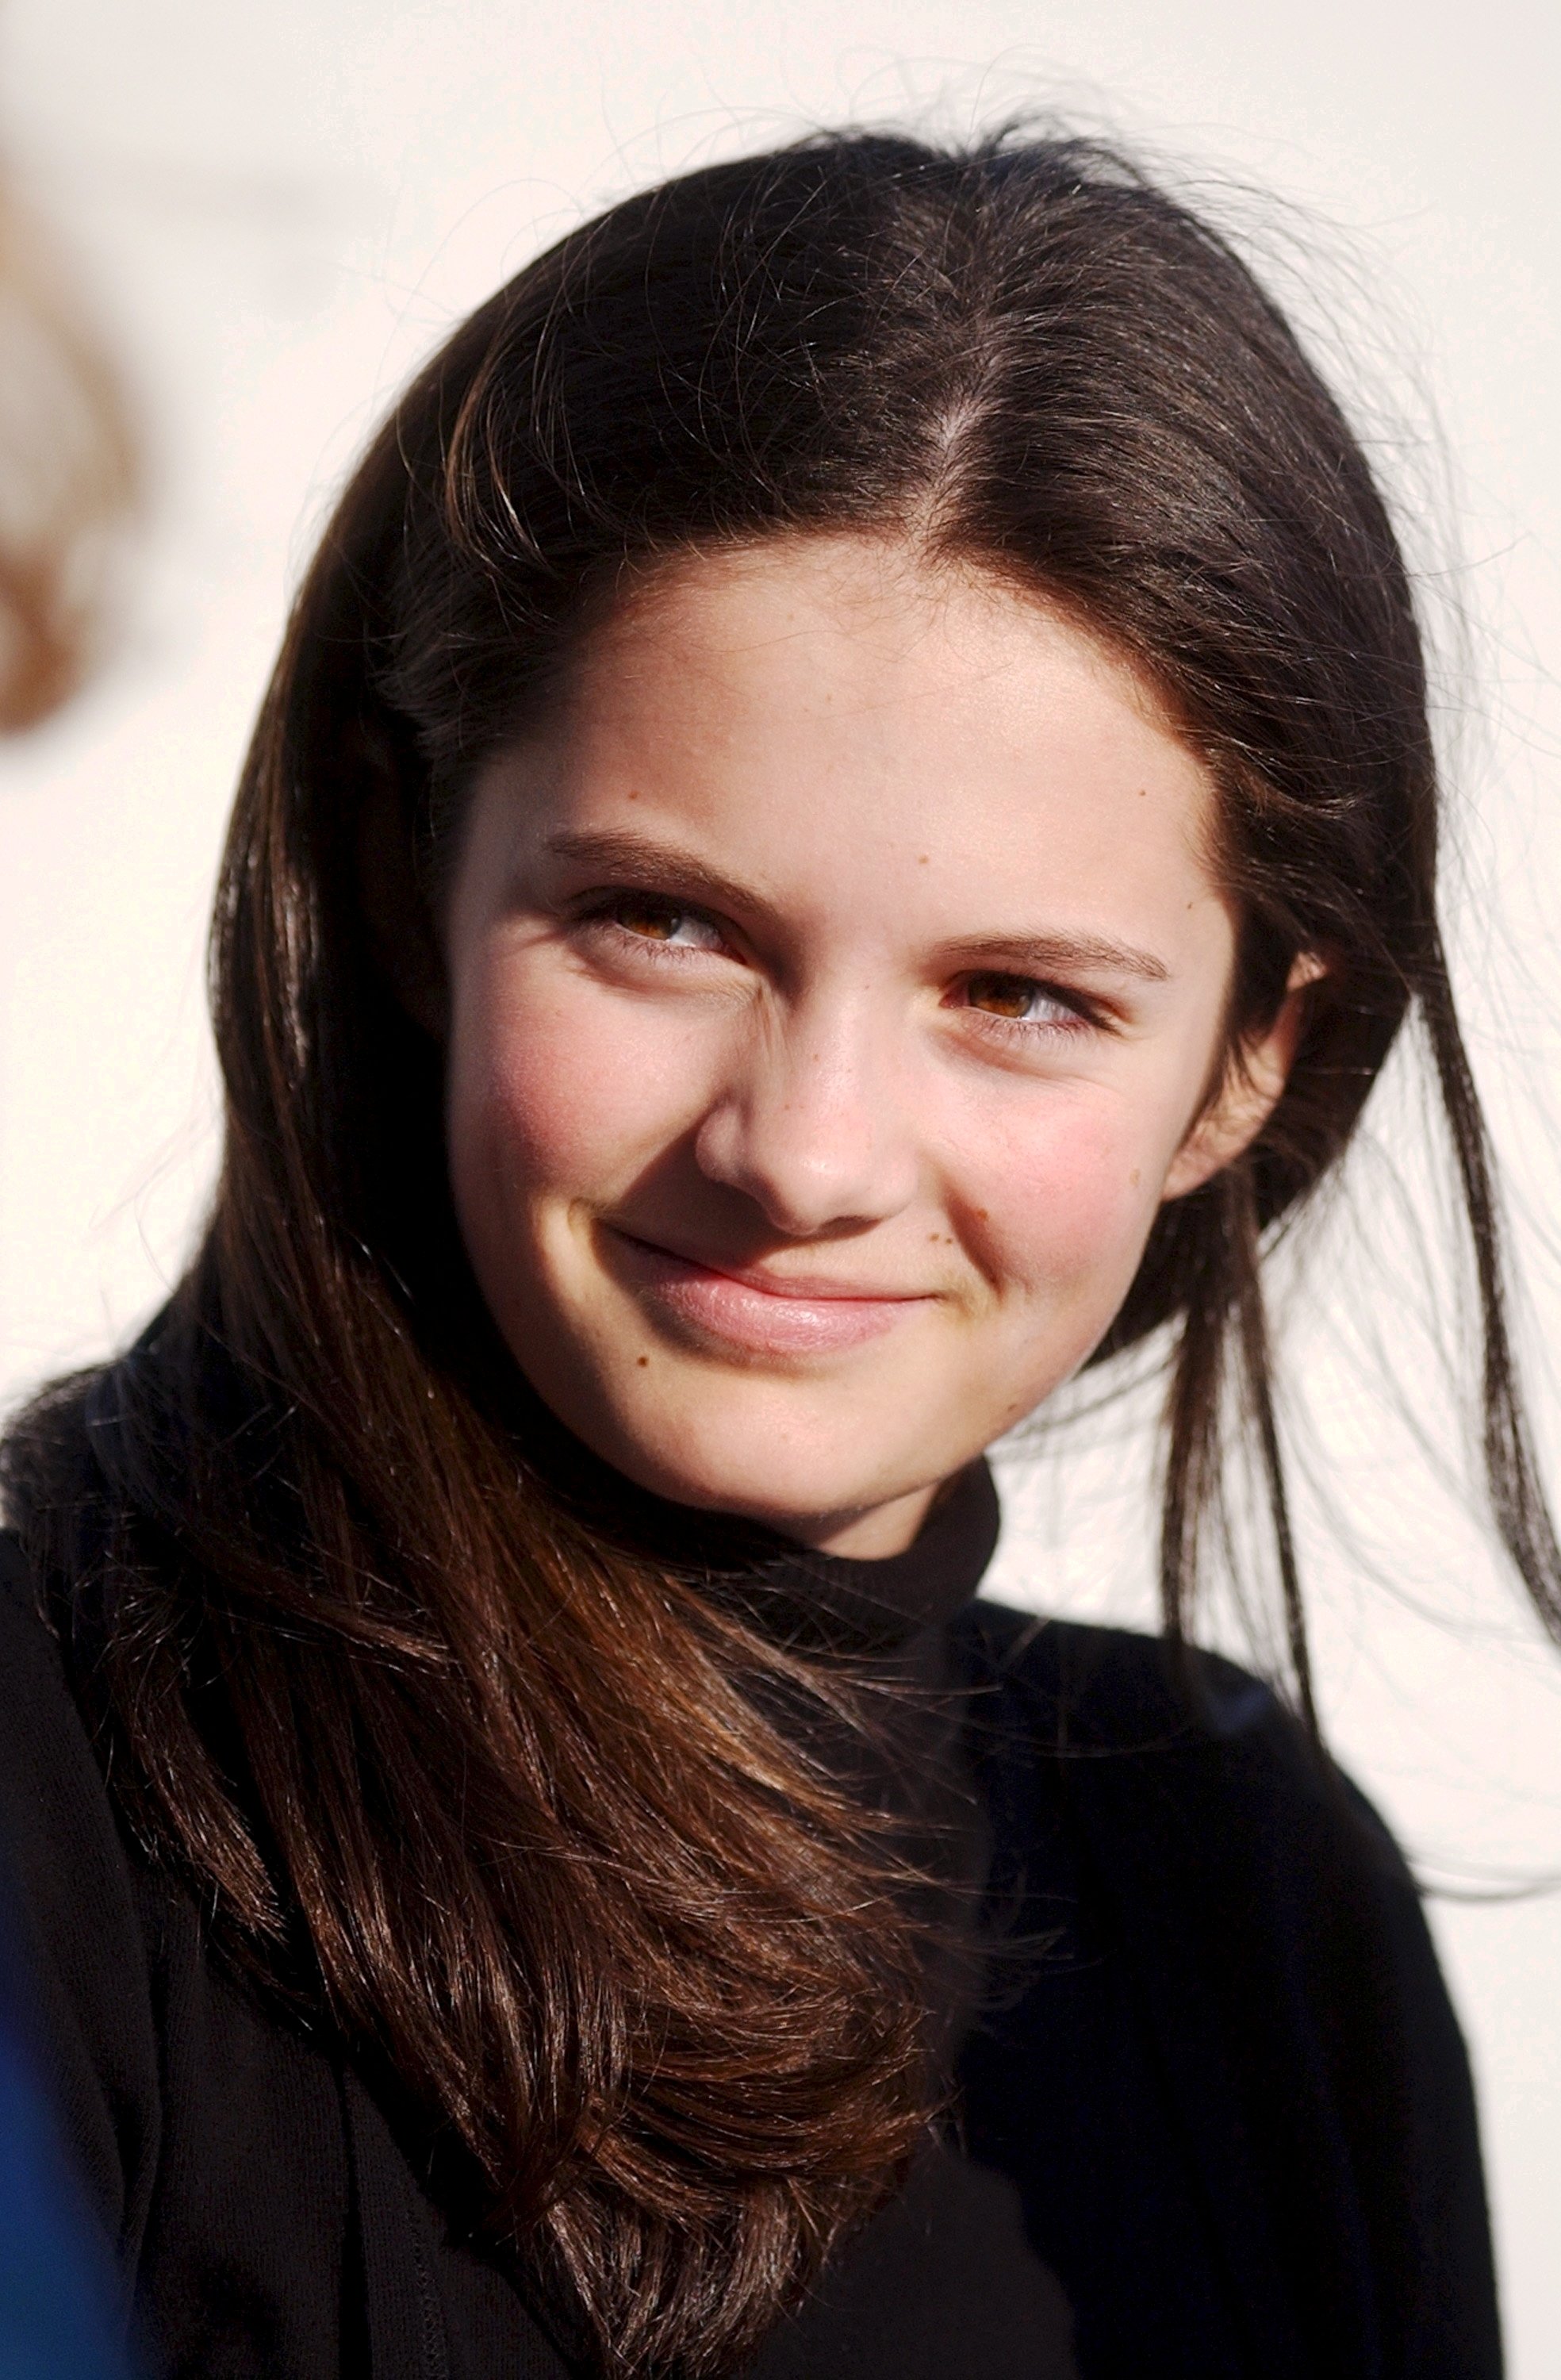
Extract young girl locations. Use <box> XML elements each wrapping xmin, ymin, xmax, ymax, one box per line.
<box><xmin>0</xmin><ymin>128</ymin><xmax>1540</xmax><ymax>2380</ymax></box>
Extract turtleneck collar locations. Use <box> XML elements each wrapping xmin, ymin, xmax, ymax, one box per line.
<box><xmin>711</xmin><ymin>1460</ymin><xmax>1001</xmax><ymax>1658</ymax></box>
<box><xmin>516</xmin><ymin>1380</ymin><xmax>1000</xmax><ymax>1659</ymax></box>
<box><xmin>517</xmin><ymin>1399</ymin><xmax>998</xmax><ymax>2063</ymax></box>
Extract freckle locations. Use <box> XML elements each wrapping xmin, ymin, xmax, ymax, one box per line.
<box><xmin>637</xmin><ymin>1355</ymin><xmax>649</xmax><ymax>1367</ymax></box>
<box><xmin>918</xmin><ymin>854</ymin><xmax>930</xmax><ymax>865</ymax></box>
<box><xmin>1130</xmin><ymin>1169</ymin><xmax>1141</xmax><ymax>1187</ymax></box>
<box><xmin>627</xmin><ymin>788</ymin><xmax>639</xmax><ymax>800</ymax></box>
<box><xmin>975</xmin><ymin>1207</ymin><xmax>989</xmax><ymax>1221</ymax></box>
<box><xmin>1137</xmin><ymin>786</ymin><xmax>1148</xmax><ymax>797</ymax></box>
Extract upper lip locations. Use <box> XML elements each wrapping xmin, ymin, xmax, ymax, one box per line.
<box><xmin>607</xmin><ymin>1226</ymin><xmax>934</xmax><ymax>1303</ymax></box>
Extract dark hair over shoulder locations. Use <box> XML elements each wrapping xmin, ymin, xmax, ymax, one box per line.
<box><xmin>6</xmin><ymin>127</ymin><xmax>1555</xmax><ymax>2380</ymax></box>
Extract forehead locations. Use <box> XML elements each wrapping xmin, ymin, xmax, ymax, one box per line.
<box><xmin>520</xmin><ymin>534</ymin><xmax>1225</xmax><ymax>935</ymax></box>
<box><xmin>585</xmin><ymin>533</ymin><xmax>1181</xmax><ymax>735</ymax></box>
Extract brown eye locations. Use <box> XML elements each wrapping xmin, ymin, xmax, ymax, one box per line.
<box><xmin>965</xmin><ymin>971</ymin><xmax>1054</xmax><ymax>1021</ymax></box>
<box><xmin>957</xmin><ymin>972</ymin><xmax>1093</xmax><ymax>1034</ymax></box>
<box><xmin>614</xmin><ymin>896</ymin><xmax>682</xmax><ymax>939</ymax></box>
<box><xmin>600</xmin><ymin>895</ymin><xmax>725</xmax><ymax>953</ymax></box>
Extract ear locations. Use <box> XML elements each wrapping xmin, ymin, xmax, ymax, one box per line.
<box><xmin>1161</xmin><ymin>954</ymin><xmax>1324</xmax><ymax>1202</ymax></box>
<box><xmin>352</xmin><ymin>720</ymin><xmax>449</xmax><ymax>1040</ymax></box>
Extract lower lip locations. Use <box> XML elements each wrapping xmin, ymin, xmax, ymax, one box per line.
<box><xmin>605</xmin><ymin>1233</ymin><xmax>926</xmax><ymax>1356</ymax></box>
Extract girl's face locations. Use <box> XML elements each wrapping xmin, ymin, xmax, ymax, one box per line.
<box><xmin>443</xmin><ymin>536</ymin><xmax>1293</xmax><ymax>1555</ymax></box>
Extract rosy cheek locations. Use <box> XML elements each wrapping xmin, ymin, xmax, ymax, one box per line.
<box><xmin>963</xmin><ymin>1094</ymin><xmax>1168</xmax><ymax>1301</ymax></box>
<box><xmin>454</xmin><ymin>958</ymin><xmax>710</xmax><ymax>1206</ymax></box>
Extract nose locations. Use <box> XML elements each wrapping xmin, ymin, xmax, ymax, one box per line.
<box><xmin>692</xmin><ymin>994</ymin><xmax>922</xmax><ymax>1238</ymax></box>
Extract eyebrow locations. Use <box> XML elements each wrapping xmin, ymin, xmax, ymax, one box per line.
<box><xmin>541</xmin><ymin>827</ymin><xmax>1172</xmax><ymax>984</ymax></box>
<box><xmin>949</xmin><ymin>931</ymin><xmax>1171</xmax><ymax>985</ymax></box>
<box><xmin>541</xmin><ymin>828</ymin><xmax>787</xmax><ymax>933</ymax></box>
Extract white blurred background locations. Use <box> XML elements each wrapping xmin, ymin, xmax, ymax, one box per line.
<box><xmin>0</xmin><ymin>1</ymin><xmax>1556</xmax><ymax>2367</ymax></box>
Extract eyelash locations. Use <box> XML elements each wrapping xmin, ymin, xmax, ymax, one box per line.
<box><xmin>573</xmin><ymin>892</ymin><xmax>1108</xmax><ymax>1040</ymax></box>
<box><xmin>956</xmin><ymin>977</ymin><xmax>1102</xmax><ymax>1041</ymax></box>
<box><xmin>575</xmin><ymin>892</ymin><xmax>729</xmax><ymax>959</ymax></box>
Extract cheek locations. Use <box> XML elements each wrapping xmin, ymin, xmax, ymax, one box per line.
<box><xmin>960</xmin><ymin>1088</ymin><xmax>1176</xmax><ymax>1311</ymax></box>
<box><xmin>447</xmin><ymin>954</ymin><xmax>712</xmax><ymax>1219</ymax></box>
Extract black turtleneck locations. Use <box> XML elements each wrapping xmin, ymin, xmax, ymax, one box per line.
<box><xmin>524</xmin><ymin>1441</ymin><xmax>1077</xmax><ymax>2372</ymax></box>
<box><xmin>0</xmin><ymin>1437</ymin><xmax>1501</xmax><ymax>2380</ymax></box>
<box><xmin>721</xmin><ymin>1463</ymin><xmax>1076</xmax><ymax>2378</ymax></box>
<box><xmin>540</xmin><ymin>1450</ymin><xmax>1498</xmax><ymax>2380</ymax></box>
<box><xmin>703</xmin><ymin>1456</ymin><xmax>1003</xmax><ymax>1654</ymax></box>
<box><xmin>705</xmin><ymin>1459</ymin><xmax>1003</xmax><ymax>2021</ymax></box>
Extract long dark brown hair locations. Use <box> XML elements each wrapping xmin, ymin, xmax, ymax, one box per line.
<box><xmin>7</xmin><ymin>128</ymin><xmax>1559</xmax><ymax>2376</ymax></box>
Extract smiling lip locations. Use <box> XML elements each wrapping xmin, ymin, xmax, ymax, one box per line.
<box><xmin>604</xmin><ymin>1229</ymin><xmax>933</xmax><ymax>1356</ymax></box>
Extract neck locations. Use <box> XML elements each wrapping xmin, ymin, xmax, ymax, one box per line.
<box><xmin>505</xmin><ymin>1375</ymin><xmax>999</xmax><ymax>1652</ymax></box>
<box><xmin>780</xmin><ymin>1479</ymin><xmax>942</xmax><ymax>1560</ymax></box>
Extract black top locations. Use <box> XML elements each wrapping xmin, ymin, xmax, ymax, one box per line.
<box><xmin>0</xmin><ymin>1472</ymin><xmax>1500</xmax><ymax>2380</ymax></box>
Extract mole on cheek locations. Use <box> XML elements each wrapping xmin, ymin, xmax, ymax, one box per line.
<box><xmin>636</xmin><ymin>1355</ymin><xmax>649</xmax><ymax>1367</ymax></box>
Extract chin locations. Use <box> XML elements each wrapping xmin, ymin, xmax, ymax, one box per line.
<box><xmin>600</xmin><ymin>1393</ymin><xmax>925</xmax><ymax>1537</ymax></box>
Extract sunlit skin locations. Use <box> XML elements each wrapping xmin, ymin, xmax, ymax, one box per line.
<box><xmin>440</xmin><ymin>536</ymin><xmax>1303</xmax><ymax>1556</ymax></box>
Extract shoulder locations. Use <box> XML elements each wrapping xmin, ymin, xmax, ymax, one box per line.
<box><xmin>957</xmin><ymin>1598</ymin><xmax>1411</xmax><ymax>1911</ymax></box>
<box><xmin>0</xmin><ymin>1526</ymin><xmax>117</xmax><ymax>1852</ymax></box>
<box><xmin>959</xmin><ymin>1613</ymin><xmax>1499</xmax><ymax>2370</ymax></box>
<box><xmin>0</xmin><ymin>1518</ymin><xmax>149</xmax><ymax>1898</ymax></box>
<box><xmin>961</xmin><ymin>1599</ymin><xmax>1283</xmax><ymax>1743</ymax></box>
<box><xmin>0</xmin><ymin>1528</ymin><xmax>166</xmax><ymax>1979</ymax></box>
<box><xmin>959</xmin><ymin>1599</ymin><xmax>1456</xmax><ymax>2086</ymax></box>
<box><xmin>0</xmin><ymin>1529</ymin><xmax>164</xmax><ymax>2257</ymax></box>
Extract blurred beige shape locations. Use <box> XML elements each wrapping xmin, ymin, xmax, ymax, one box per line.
<box><xmin>0</xmin><ymin>180</ymin><xmax>136</xmax><ymax>731</ymax></box>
